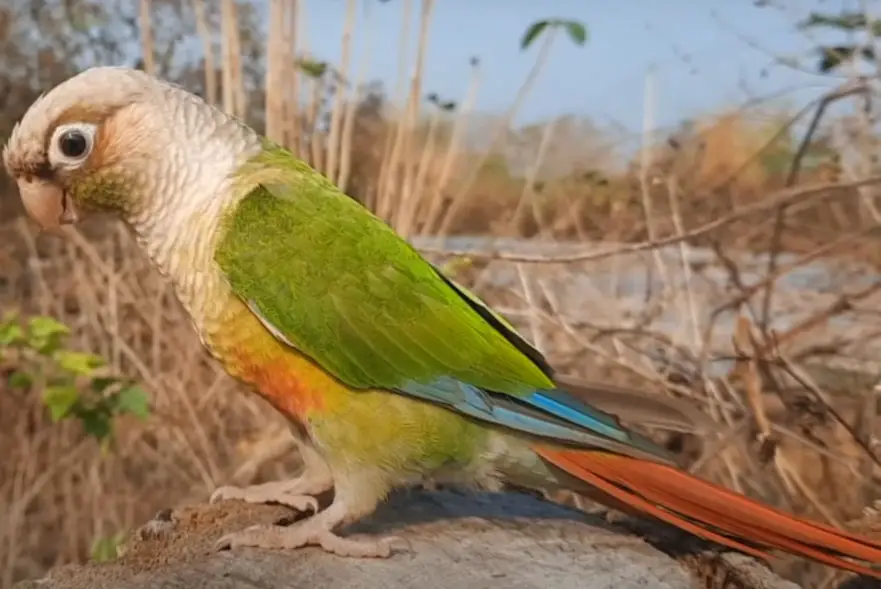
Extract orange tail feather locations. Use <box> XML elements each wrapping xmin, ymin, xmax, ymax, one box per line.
<box><xmin>535</xmin><ymin>447</ymin><xmax>881</xmax><ymax>579</ymax></box>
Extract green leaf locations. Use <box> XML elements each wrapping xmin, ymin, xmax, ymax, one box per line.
<box><xmin>297</xmin><ymin>58</ymin><xmax>328</xmax><ymax>78</ymax></box>
<box><xmin>0</xmin><ymin>323</ymin><xmax>24</xmax><ymax>346</ymax></box>
<box><xmin>80</xmin><ymin>409</ymin><xmax>114</xmax><ymax>441</ymax></box>
<box><xmin>90</xmin><ymin>534</ymin><xmax>123</xmax><ymax>563</ymax></box>
<box><xmin>817</xmin><ymin>44</ymin><xmax>875</xmax><ymax>72</ymax></box>
<box><xmin>7</xmin><ymin>370</ymin><xmax>32</xmax><ymax>389</ymax></box>
<box><xmin>521</xmin><ymin>20</ymin><xmax>549</xmax><ymax>50</ymax></box>
<box><xmin>114</xmin><ymin>385</ymin><xmax>150</xmax><ymax>420</ymax></box>
<box><xmin>800</xmin><ymin>11</ymin><xmax>866</xmax><ymax>32</ymax></box>
<box><xmin>42</xmin><ymin>385</ymin><xmax>80</xmax><ymax>422</ymax></box>
<box><xmin>90</xmin><ymin>376</ymin><xmax>122</xmax><ymax>393</ymax></box>
<box><xmin>799</xmin><ymin>11</ymin><xmax>881</xmax><ymax>37</ymax></box>
<box><xmin>56</xmin><ymin>350</ymin><xmax>105</xmax><ymax>376</ymax></box>
<box><xmin>27</xmin><ymin>316</ymin><xmax>70</xmax><ymax>355</ymax></box>
<box><xmin>28</xmin><ymin>316</ymin><xmax>70</xmax><ymax>339</ymax></box>
<box><xmin>563</xmin><ymin>20</ymin><xmax>588</xmax><ymax>45</ymax></box>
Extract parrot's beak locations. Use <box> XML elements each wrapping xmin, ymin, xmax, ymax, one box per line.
<box><xmin>16</xmin><ymin>179</ymin><xmax>77</xmax><ymax>234</ymax></box>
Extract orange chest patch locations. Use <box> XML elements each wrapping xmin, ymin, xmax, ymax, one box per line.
<box><xmin>208</xmin><ymin>300</ymin><xmax>330</xmax><ymax>423</ymax></box>
<box><xmin>224</xmin><ymin>347</ymin><xmax>327</xmax><ymax>422</ymax></box>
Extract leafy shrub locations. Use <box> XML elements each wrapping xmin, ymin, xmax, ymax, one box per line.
<box><xmin>0</xmin><ymin>311</ymin><xmax>150</xmax><ymax>454</ymax></box>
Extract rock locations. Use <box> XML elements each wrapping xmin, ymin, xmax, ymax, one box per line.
<box><xmin>16</xmin><ymin>490</ymin><xmax>804</xmax><ymax>589</ymax></box>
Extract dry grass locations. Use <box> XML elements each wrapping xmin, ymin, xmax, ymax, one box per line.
<box><xmin>2</xmin><ymin>3</ymin><xmax>881</xmax><ymax>589</ymax></box>
<box><xmin>0</xmin><ymin>217</ymin><xmax>295</xmax><ymax>586</ymax></box>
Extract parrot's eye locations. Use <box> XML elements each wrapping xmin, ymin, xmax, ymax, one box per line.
<box><xmin>49</xmin><ymin>122</ymin><xmax>97</xmax><ymax>168</ymax></box>
<box><xmin>59</xmin><ymin>130</ymin><xmax>88</xmax><ymax>158</ymax></box>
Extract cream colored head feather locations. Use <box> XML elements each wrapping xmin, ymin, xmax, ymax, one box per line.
<box><xmin>3</xmin><ymin>66</ymin><xmax>257</xmax><ymax>234</ymax></box>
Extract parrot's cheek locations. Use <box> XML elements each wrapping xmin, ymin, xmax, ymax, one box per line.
<box><xmin>16</xmin><ymin>179</ymin><xmax>75</xmax><ymax>235</ymax></box>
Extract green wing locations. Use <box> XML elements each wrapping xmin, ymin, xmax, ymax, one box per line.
<box><xmin>213</xmin><ymin>145</ymin><xmax>673</xmax><ymax>459</ymax></box>
<box><xmin>216</xmin><ymin>146</ymin><xmax>553</xmax><ymax>396</ymax></box>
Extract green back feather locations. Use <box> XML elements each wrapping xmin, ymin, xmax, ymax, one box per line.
<box><xmin>215</xmin><ymin>144</ymin><xmax>555</xmax><ymax>397</ymax></box>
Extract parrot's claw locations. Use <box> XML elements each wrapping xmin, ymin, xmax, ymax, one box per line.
<box><xmin>209</xmin><ymin>464</ymin><xmax>334</xmax><ymax>513</ymax></box>
<box><xmin>209</xmin><ymin>484</ymin><xmax>320</xmax><ymax>514</ymax></box>
<box><xmin>214</xmin><ymin>522</ymin><xmax>404</xmax><ymax>558</ymax></box>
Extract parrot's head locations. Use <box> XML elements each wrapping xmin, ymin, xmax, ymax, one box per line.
<box><xmin>3</xmin><ymin>66</ymin><xmax>256</xmax><ymax>235</ymax></box>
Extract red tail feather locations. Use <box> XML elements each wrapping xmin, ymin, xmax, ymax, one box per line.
<box><xmin>534</xmin><ymin>447</ymin><xmax>881</xmax><ymax>579</ymax></box>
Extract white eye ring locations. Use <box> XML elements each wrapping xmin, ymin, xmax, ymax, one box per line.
<box><xmin>48</xmin><ymin>122</ymin><xmax>97</xmax><ymax>169</ymax></box>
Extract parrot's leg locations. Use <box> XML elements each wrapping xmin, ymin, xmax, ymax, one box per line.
<box><xmin>215</xmin><ymin>475</ymin><xmax>402</xmax><ymax>558</ymax></box>
<box><xmin>209</xmin><ymin>429</ymin><xmax>334</xmax><ymax>513</ymax></box>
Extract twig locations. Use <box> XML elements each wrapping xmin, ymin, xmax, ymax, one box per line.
<box><xmin>775</xmin><ymin>351</ymin><xmax>881</xmax><ymax>470</ymax></box>
<box><xmin>416</xmin><ymin>175</ymin><xmax>881</xmax><ymax>263</ymax></box>
<box><xmin>733</xmin><ymin>316</ymin><xmax>773</xmax><ymax>445</ymax></box>
<box><xmin>758</xmin><ymin>81</ymin><xmax>869</xmax><ymax>334</ymax></box>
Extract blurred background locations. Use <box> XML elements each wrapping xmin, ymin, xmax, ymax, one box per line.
<box><xmin>2</xmin><ymin>1</ymin><xmax>881</xmax><ymax>588</ymax></box>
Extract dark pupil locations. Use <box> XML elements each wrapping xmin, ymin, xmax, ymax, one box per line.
<box><xmin>59</xmin><ymin>130</ymin><xmax>88</xmax><ymax>158</ymax></box>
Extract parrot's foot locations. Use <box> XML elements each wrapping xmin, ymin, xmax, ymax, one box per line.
<box><xmin>215</xmin><ymin>523</ymin><xmax>400</xmax><ymax>557</ymax></box>
<box><xmin>210</xmin><ymin>479</ymin><xmax>322</xmax><ymax>513</ymax></box>
<box><xmin>209</xmin><ymin>456</ymin><xmax>334</xmax><ymax>512</ymax></box>
<box><xmin>215</xmin><ymin>496</ymin><xmax>407</xmax><ymax>558</ymax></box>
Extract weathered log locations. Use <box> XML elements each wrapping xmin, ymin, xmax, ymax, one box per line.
<box><xmin>16</xmin><ymin>490</ymin><xmax>804</xmax><ymax>589</ymax></box>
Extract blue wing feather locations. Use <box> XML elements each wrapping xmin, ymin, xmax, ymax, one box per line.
<box><xmin>400</xmin><ymin>377</ymin><xmax>674</xmax><ymax>463</ymax></box>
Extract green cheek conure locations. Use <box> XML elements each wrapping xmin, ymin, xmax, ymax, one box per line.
<box><xmin>5</xmin><ymin>67</ymin><xmax>881</xmax><ymax>579</ymax></box>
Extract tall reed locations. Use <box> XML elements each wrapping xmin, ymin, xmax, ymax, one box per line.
<box><xmin>137</xmin><ymin>0</ymin><xmax>564</xmax><ymax>237</ymax></box>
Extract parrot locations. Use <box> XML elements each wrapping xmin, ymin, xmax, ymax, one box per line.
<box><xmin>4</xmin><ymin>66</ymin><xmax>881</xmax><ymax>579</ymax></box>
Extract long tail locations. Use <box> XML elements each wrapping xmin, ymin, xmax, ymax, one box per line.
<box><xmin>535</xmin><ymin>447</ymin><xmax>881</xmax><ymax>579</ymax></box>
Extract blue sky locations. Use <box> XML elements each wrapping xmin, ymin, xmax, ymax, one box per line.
<box><xmin>301</xmin><ymin>0</ymin><xmax>852</xmax><ymax>135</ymax></box>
